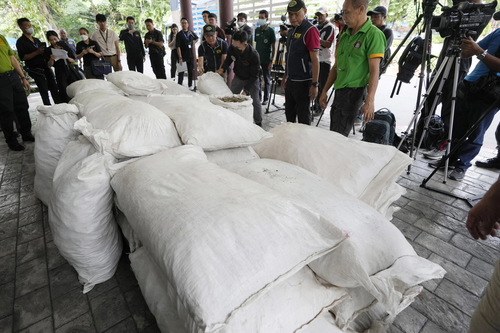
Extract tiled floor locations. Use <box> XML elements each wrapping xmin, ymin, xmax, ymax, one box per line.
<box><xmin>0</xmin><ymin>91</ymin><xmax>499</xmax><ymax>333</ymax></box>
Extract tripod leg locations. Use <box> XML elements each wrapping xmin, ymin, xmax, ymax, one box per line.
<box><xmin>391</xmin><ymin>79</ymin><xmax>398</xmax><ymax>98</ymax></box>
<box><xmin>316</xmin><ymin>88</ymin><xmax>335</xmax><ymax>127</ymax></box>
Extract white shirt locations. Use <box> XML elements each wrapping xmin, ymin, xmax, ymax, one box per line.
<box><xmin>91</xmin><ymin>28</ymin><xmax>119</xmax><ymax>56</ymax></box>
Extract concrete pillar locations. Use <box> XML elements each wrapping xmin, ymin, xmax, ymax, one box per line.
<box><xmin>219</xmin><ymin>0</ymin><xmax>234</xmax><ymax>87</ymax></box>
<box><xmin>180</xmin><ymin>0</ymin><xmax>198</xmax><ymax>84</ymax></box>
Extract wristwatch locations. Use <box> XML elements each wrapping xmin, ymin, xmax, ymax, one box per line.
<box><xmin>477</xmin><ymin>49</ymin><xmax>487</xmax><ymax>61</ymax></box>
<box><xmin>311</xmin><ymin>82</ymin><xmax>319</xmax><ymax>87</ymax></box>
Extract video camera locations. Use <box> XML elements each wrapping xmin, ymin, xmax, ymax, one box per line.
<box><xmin>280</xmin><ymin>14</ymin><xmax>293</xmax><ymax>29</ymax></box>
<box><xmin>225</xmin><ymin>17</ymin><xmax>237</xmax><ymax>36</ymax></box>
<box><xmin>431</xmin><ymin>0</ymin><xmax>497</xmax><ymax>39</ymax></box>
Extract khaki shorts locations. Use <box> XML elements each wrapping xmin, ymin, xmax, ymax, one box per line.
<box><xmin>469</xmin><ymin>259</ymin><xmax>500</xmax><ymax>333</ymax></box>
<box><xmin>104</xmin><ymin>55</ymin><xmax>120</xmax><ymax>72</ymax></box>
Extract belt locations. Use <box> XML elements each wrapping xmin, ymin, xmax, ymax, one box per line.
<box><xmin>104</xmin><ymin>54</ymin><xmax>117</xmax><ymax>57</ymax></box>
<box><xmin>0</xmin><ymin>70</ymin><xmax>14</xmax><ymax>77</ymax></box>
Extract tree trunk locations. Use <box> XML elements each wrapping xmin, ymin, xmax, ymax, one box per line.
<box><xmin>39</xmin><ymin>0</ymin><xmax>57</xmax><ymax>31</ymax></box>
<box><xmin>380</xmin><ymin>0</ymin><xmax>391</xmax><ymax>9</ymax></box>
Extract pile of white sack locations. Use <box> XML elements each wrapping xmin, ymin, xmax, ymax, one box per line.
<box><xmin>32</xmin><ymin>72</ymin><xmax>446</xmax><ymax>333</ymax></box>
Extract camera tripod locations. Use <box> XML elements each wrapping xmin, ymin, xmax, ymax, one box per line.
<box><xmin>266</xmin><ymin>38</ymin><xmax>286</xmax><ymax>113</ymax></box>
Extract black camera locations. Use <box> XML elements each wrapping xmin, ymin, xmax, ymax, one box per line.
<box><xmin>431</xmin><ymin>0</ymin><xmax>497</xmax><ymax>39</ymax></box>
<box><xmin>224</xmin><ymin>18</ymin><xmax>237</xmax><ymax>36</ymax></box>
<box><xmin>56</xmin><ymin>40</ymin><xmax>66</xmax><ymax>48</ymax></box>
<box><xmin>280</xmin><ymin>14</ymin><xmax>293</xmax><ymax>29</ymax></box>
<box><xmin>40</xmin><ymin>42</ymin><xmax>47</xmax><ymax>48</ymax></box>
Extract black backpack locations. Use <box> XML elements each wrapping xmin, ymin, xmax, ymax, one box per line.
<box><xmin>397</xmin><ymin>36</ymin><xmax>425</xmax><ymax>83</ymax></box>
<box><xmin>416</xmin><ymin>114</ymin><xmax>446</xmax><ymax>149</ymax></box>
<box><xmin>362</xmin><ymin>108</ymin><xmax>396</xmax><ymax>145</ymax></box>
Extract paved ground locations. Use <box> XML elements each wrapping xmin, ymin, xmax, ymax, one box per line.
<box><xmin>0</xmin><ymin>71</ymin><xmax>499</xmax><ymax>332</ymax></box>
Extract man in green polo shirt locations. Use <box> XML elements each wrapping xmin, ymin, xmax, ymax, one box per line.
<box><xmin>319</xmin><ymin>0</ymin><xmax>386</xmax><ymax>137</ymax></box>
<box><xmin>0</xmin><ymin>33</ymin><xmax>33</xmax><ymax>151</ymax></box>
<box><xmin>255</xmin><ymin>9</ymin><xmax>276</xmax><ymax>105</ymax></box>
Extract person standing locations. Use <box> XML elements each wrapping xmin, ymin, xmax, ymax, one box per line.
<box><xmin>144</xmin><ymin>18</ymin><xmax>166</xmax><ymax>79</ymax></box>
<box><xmin>119</xmin><ymin>16</ymin><xmax>145</xmax><ymax>73</ymax></box>
<box><xmin>367</xmin><ymin>6</ymin><xmax>393</xmax><ymax>75</ymax></box>
<box><xmin>207</xmin><ymin>13</ymin><xmax>227</xmax><ymax>41</ymax></box>
<box><xmin>217</xmin><ymin>30</ymin><xmax>262</xmax><ymax>126</ymax></box>
<box><xmin>45</xmin><ymin>30</ymin><xmax>76</xmax><ymax>103</ymax></box>
<box><xmin>202</xmin><ymin>10</ymin><xmax>211</xmax><ymax>25</ymax></box>
<box><xmin>59</xmin><ymin>28</ymin><xmax>76</xmax><ymax>56</ymax></box>
<box><xmin>176</xmin><ymin>18</ymin><xmax>199</xmax><ymax>88</ymax></box>
<box><xmin>76</xmin><ymin>27</ymin><xmax>103</xmax><ymax>79</ymax></box>
<box><xmin>16</xmin><ymin>18</ymin><xmax>61</xmax><ymax>105</ymax></box>
<box><xmin>168</xmin><ymin>24</ymin><xmax>179</xmax><ymax>79</ymax></box>
<box><xmin>313</xmin><ymin>6</ymin><xmax>335</xmax><ymax>113</ymax></box>
<box><xmin>0</xmin><ymin>33</ymin><xmax>34</xmax><ymax>151</ymax></box>
<box><xmin>198</xmin><ymin>24</ymin><xmax>228</xmax><ymax>75</ymax></box>
<box><xmin>319</xmin><ymin>0</ymin><xmax>386</xmax><ymax>136</ymax></box>
<box><xmin>237</xmin><ymin>13</ymin><xmax>254</xmax><ymax>45</ymax></box>
<box><xmin>255</xmin><ymin>10</ymin><xmax>276</xmax><ymax>105</ymax></box>
<box><xmin>280</xmin><ymin>0</ymin><xmax>320</xmax><ymax>125</ymax></box>
<box><xmin>92</xmin><ymin>14</ymin><xmax>121</xmax><ymax>72</ymax></box>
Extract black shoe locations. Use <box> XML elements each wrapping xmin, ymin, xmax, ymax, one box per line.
<box><xmin>8</xmin><ymin>142</ymin><xmax>25</xmax><ymax>151</ymax></box>
<box><xmin>22</xmin><ymin>134</ymin><xmax>35</xmax><ymax>142</ymax></box>
<box><xmin>476</xmin><ymin>156</ymin><xmax>500</xmax><ymax>169</ymax></box>
<box><xmin>429</xmin><ymin>159</ymin><xmax>456</xmax><ymax>170</ymax></box>
<box><xmin>262</xmin><ymin>99</ymin><xmax>268</xmax><ymax>105</ymax></box>
<box><xmin>448</xmin><ymin>167</ymin><xmax>466</xmax><ymax>181</ymax></box>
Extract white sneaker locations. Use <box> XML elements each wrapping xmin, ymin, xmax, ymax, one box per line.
<box><xmin>423</xmin><ymin>148</ymin><xmax>445</xmax><ymax>160</ymax></box>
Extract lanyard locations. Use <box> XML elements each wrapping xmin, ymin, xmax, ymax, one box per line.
<box><xmin>99</xmin><ymin>29</ymin><xmax>109</xmax><ymax>51</ymax></box>
<box><xmin>182</xmin><ymin>31</ymin><xmax>190</xmax><ymax>41</ymax></box>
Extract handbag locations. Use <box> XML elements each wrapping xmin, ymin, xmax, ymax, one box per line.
<box><xmin>91</xmin><ymin>59</ymin><xmax>113</xmax><ymax>76</ymax></box>
<box><xmin>65</xmin><ymin>61</ymin><xmax>85</xmax><ymax>84</ymax></box>
<box><xmin>468</xmin><ymin>46</ymin><xmax>500</xmax><ymax>103</ymax></box>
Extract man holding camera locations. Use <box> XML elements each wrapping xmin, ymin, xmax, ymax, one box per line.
<box><xmin>217</xmin><ymin>30</ymin><xmax>261</xmax><ymax>126</ymax></box>
<box><xmin>119</xmin><ymin>16</ymin><xmax>146</xmax><ymax>73</ymax></box>
<box><xmin>16</xmin><ymin>18</ymin><xmax>61</xmax><ymax>105</ymax></box>
<box><xmin>281</xmin><ymin>0</ymin><xmax>320</xmax><ymax>125</ymax></box>
<box><xmin>144</xmin><ymin>19</ymin><xmax>166</xmax><ymax>79</ymax></box>
<box><xmin>430</xmin><ymin>29</ymin><xmax>500</xmax><ymax>180</ymax></box>
<box><xmin>319</xmin><ymin>0</ymin><xmax>386</xmax><ymax>136</ymax></box>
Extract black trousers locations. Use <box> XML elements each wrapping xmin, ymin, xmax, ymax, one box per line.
<box><xmin>316</xmin><ymin>62</ymin><xmax>331</xmax><ymax>108</ymax></box>
<box><xmin>150</xmin><ymin>53</ymin><xmax>166</xmax><ymax>79</ymax></box>
<box><xmin>178</xmin><ymin>58</ymin><xmax>193</xmax><ymax>87</ymax></box>
<box><xmin>259</xmin><ymin>63</ymin><xmax>271</xmax><ymax>102</ymax></box>
<box><xmin>330</xmin><ymin>87</ymin><xmax>367</xmax><ymax>137</ymax></box>
<box><xmin>0</xmin><ymin>72</ymin><xmax>32</xmax><ymax>145</ymax></box>
<box><xmin>285</xmin><ymin>80</ymin><xmax>312</xmax><ymax>125</ymax></box>
<box><xmin>55</xmin><ymin>69</ymin><xmax>70</xmax><ymax>103</ymax></box>
<box><xmin>170</xmin><ymin>50</ymin><xmax>178</xmax><ymax>79</ymax></box>
<box><xmin>28</xmin><ymin>67</ymin><xmax>61</xmax><ymax>105</ymax></box>
<box><xmin>127</xmin><ymin>55</ymin><xmax>144</xmax><ymax>73</ymax></box>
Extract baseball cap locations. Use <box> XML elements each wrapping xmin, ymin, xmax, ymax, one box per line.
<box><xmin>367</xmin><ymin>6</ymin><xmax>388</xmax><ymax>16</ymax></box>
<box><xmin>494</xmin><ymin>11</ymin><xmax>500</xmax><ymax>20</ymax></box>
<box><xmin>315</xmin><ymin>6</ymin><xmax>328</xmax><ymax>15</ymax></box>
<box><xmin>287</xmin><ymin>0</ymin><xmax>306</xmax><ymax>13</ymax></box>
<box><xmin>203</xmin><ymin>24</ymin><xmax>216</xmax><ymax>35</ymax></box>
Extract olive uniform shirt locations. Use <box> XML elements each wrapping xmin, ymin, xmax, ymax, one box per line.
<box><xmin>0</xmin><ymin>34</ymin><xmax>15</xmax><ymax>73</ymax></box>
<box><xmin>255</xmin><ymin>25</ymin><xmax>276</xmax><ymax>65</ymax></box>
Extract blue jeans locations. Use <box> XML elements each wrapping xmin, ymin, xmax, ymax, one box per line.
<box><xmin>451</xmin><ymin>81</ymin><xmax>499</xmax><ymax>170</ymax></box>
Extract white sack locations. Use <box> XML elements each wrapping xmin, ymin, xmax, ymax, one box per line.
<box><xmin>114</xmin><ymin>208</ymin><xmax>142</xmax><ymax>253</ymax></box>
<box><xmin>222</xmin><ymin>158</ymin><xmax>445</xmax><ymax>317</ymax></box>
<box><xmin>129</xmin><ymin>95</ymin><xmax>271</xmax><ymax>150</ymax></box>
<box><xmin>130</xmin><ymin>246</ymin><xmax>348</xmax><ymax>333</ymax></box>
<box><xmin>204</xmin><ymin>147</ymin><xmax>259</xmax><ymax>165</ymax></box>
<box><xmin>154</xmin><ymin>79</ymin><xmax>197</xmax><ymax>95</ymax></box>
<box><xmin>209</xmin><ymin>95</ymin><xmax>253</xmax><ymax>123</ymax></box>
<box><xmin>70</xmin><ymin>91</ymin><xmax>181</xmax><ymax>158</ymax></box>
<box><xmin>252</xmin><ymin>123</ymin><xmax>412</xmax><ymax>218</ymax></box>
<box><xmin>66</xmin><ymin>79</ymin><xmax>126</xmax><ymax>98</ymax></box>
<box><xmin>297</xmin><ymin>310</ymin><xmax>351</xmax><ymax>333</ymax></box>
<box><xmin>34</xmin><ymin>103</ymin><xmax>79</xmax><ymax>206</ymax></box>
<box><xmin>49</xmin><ymin>135</ymin><xmax>122</xmax><ymax>293</ymax></box>
<box><xmin>105</xmin><ymin>71</ymin><xmax>158</xmax><ymax>95</ymax></box>
<box><xmin>111</xmin><ymin>145</ymin><xmax>347</xmax><ymax>332</ymax></box>
<box><xmin>197</xmin><ymin>72</ymin><xmax>233</xmax><ymax>96</ymax></box>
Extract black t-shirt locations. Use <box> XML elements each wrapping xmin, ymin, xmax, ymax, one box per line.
<box><xmin>221</xmin><ymin>44</ymin><xmax>260</xmax><ymax>91</ymax></box>
<box><xmin>119</xmin><ymin>29</ymin><xmax>146</xmax><ymax>57</ymax></box>
<box><xmin>16</xmin><ymin>35</ymin><xmax>46</xmax><ymax>69</ymax></box>
<box><xmin>76</xmin><ymin>39</ymin><xmax>102</xmax><ymax>67</ymax></box>
<box><xmin>44</xmin><ymin>43</ymin><xmax>76</xmax><ymax>73</ymax></box>
<box><xmin>144</xmin><ymin>29</ymin><xmax>165</xmax><ymax>55</ymax></box>
<box><xmin>175</xmin><ymin>30</ymin><xmax>198</xmax><ymax>60</ymax></box>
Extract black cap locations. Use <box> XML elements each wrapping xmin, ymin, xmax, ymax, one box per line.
<box><xmin>203</xmin><ymin>24</ymin><xmax>216</xmax><ymax>35</ymax></box>
<box><xmin>287</xmin><ymin>0</ymin><xmax>306</xmax><ymax>13</ymax></box>
<box><xmin>494</xmin><ymin>11</ymin><xmax>500</xmax><ymax>21</ymax></box>
<box><xmin>367</xmin><ymin>6</ymin><xmax>387</xmax><ymax>16</ymax></box>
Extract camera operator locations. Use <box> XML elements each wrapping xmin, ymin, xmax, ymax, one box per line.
<box><xmin>319</xmin><ymin>0</ymin><xmax>386</xmax><ymax>136</ymax></box>
<box><xmin>281</xmin><ymin>0</ymin><xmax>320</xmax><ymax>125</ymax></box>
<box><xmin>313</xmin><ymin>6</ymin><xmax>335</xmax><ymax>114</ymax></box>
<box><xmin>367</xmin><ymin>6</ymin><xmax>393</xmax><ymax>75</ymax></box>
<box><xmin>217</xmin><ymin>30</ymin><xmax>262</xmax><ymax>126</ymax></box>
<box><xmin>237</xmin><ymin>13</ymin><xmax>254</xmax><ymax>45</ymax></box>
<box><xmin>429</xmin><ymin>28</ymin><xmax>500</xmax><ymax>180</ymax></box>
<box><xmin>16</xmin><ymin>18</ymin><xmax>61</xmax><ymax>105</ymax></box>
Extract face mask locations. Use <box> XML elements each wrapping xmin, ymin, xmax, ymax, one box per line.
<box><xmin>258</xmin><ymin>19</ymin><xmax>267</xmax><ymax>26</ymax></box>
<box><xmin>237</xmin><ymin>21</ymin><xmax>245</xmax><ymax>27</ymax></box>
<box><xmin>80</xmin><ymin>35</ymin><xmax>88</xmax><ymax>41</ymax></box>
<box><xmin>25</xmin><ymin>27</ymin><xmax>34</xmax><ymax>35</ymax></box>
<box><xmin>128</xmin><ymin>24</ymin><xmax>135</xmax><ymax>30</ymax></box>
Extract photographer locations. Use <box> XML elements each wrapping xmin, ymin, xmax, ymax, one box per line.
<box><xmin>237</xmin><ymin>13</ymin><xmax>254</xmax><ymax>45</ymax></box>
<box><xmin>319</xmin><ymin>0</ymin><xmax>385</xmax><ymax>136</ymax></box>
<box><xmin>144</xmin><ymin>19</ymin><xmax>167</xmax><ymax>79</ymax></box>
<box><xmin>16</xmin><ymin>18</ymin><xmax>61</xmax><ymax>105</ymax></box>
<box><xmin>176</xmin><ymin>18</ymin><xmax>199</xmax><ymax>88</ymax></box>
<box><xmin>217</xmin><ymin>30</ymin><xmax>262</xmax><ymax>126</ymax></box>
<box><xmin>281</xmin><ymin>0</ymin><xmax>320</xmax><ymax>125</ymax></box>
<box><xmin>429</xmin><ymin>28</ymin><xmax>500</xmax><ymax>181</ymax></box>
<box><xmin>119</xmin><ymin>16</ymin><xmax>146</xmax><ymax>73</ymax></box>
<box><xmin>76</xmin><ymin>27</ymin><xmax>103</xmax><ymax>79</ymax></box>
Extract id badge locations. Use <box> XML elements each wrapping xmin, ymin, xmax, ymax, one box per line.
<box><xmin>188</xmin><ymin>45</ymin><xmax>192</xmax><ymax>49</ymax></box>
